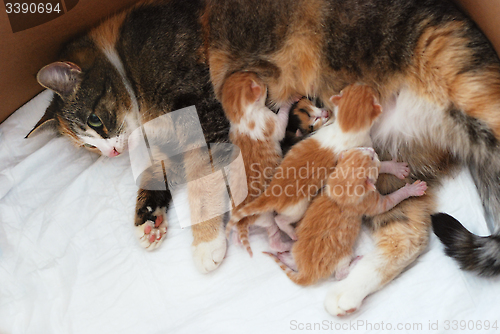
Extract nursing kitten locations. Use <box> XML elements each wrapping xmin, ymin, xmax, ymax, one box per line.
<box><xmin>265</xmin><ymin>147</ymin><xmax>427</xmax><ymax>286</ymax></box>
<box><xmin>221</xmin><ymin>71</ymin><xmax>291</xmax><ymax>257</ymax></box>
<box><xmin>228</xmin><ymin>84</ymin><xmax>384</xmax><ymax>241</ymax></box>
<box><xmin>280</xmin><ymin>97</ymin><xmax>331</xmax><ymax>155</ymax></box>
<box><xmin>226</xmin><ymin>94</ymin><xmax>332</xmax><ymax>256</ymax></box>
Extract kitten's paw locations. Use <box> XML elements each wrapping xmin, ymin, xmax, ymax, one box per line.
<box><xmin>268</xmin><ymin>230</ymin><xmax>293</xmax><ymax>253</ymax></box>
<box><xmin>192</xmin><ymin>231</ymin><xmax>227</xmax><ymax>274</ymax></box>
<box><xmin>382</xmin><ymin>160</ymin><xmax>410</xmax><ymax>179</ymax></box>
<box><xmin>392</xmin><ymin>161</ymin><xmax>410</xmax><ymax>179</ymax></box>
<box><xmin>324</xmin><ymin>282</ymin><xmax>364</xmax><ymax>317</ymax></box>
<box><xmin>405</xmin><ymin>180</ymin><xmax>427</xmax><ymax>197</ymax></box>
<box><xmin>135</xmin><ymin>206</ymin><xmax>168</xmax><ymax>251</ymax></box>
<box><xmin>275</xmin><ymin>215</ymin><xmax>298</xmax><ymax>241</ymax></box>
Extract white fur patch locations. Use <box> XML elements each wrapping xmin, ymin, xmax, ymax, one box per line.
<box><xmin>314</xmin><ymin>122</ymin><xmax>372</xmax><ymax>154</ymax></box>
<box><xmin>371</xmin><ymin>88</ymin><xmax>446</xmax><ymax>157</ymax></box>
<box><xmin>324</xmin><ymin>252</ymin><xmax>383</xmax><ymax>316</ymax></box>
<box><xmin>191</xmin><ymin>228</ymin><xmax>227</xmax><ymax>274</ymax></box>
<box><xmin>231</xmin><ymin>105</ymin><xmax>277</xmax><ymax>141</ymax></box>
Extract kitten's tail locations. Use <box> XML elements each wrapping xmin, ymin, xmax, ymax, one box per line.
<box><xmin>226</xmin><ymin>194</ymin><xmax>275</xmax><ymax>237</ymax></box>
<box><xmin>432</xmin><ymin>213</ymin><xmax>500</xmax><ymax>276</ymax></box>
<box><xmin>225</xmin><ymin>216</ymin><xmax>254</xmax><ymax>257</ymax></box>
<box><xmin>263</xmin><ymin>252</ymin><xmax>318</xmax><ymax>286</ymax></box>
<box><xmin>237</xmin><ymin>219</ymin><xmax>253</xmax><ymax>257</ymax></box>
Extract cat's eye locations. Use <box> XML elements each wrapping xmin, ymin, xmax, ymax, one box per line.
<box><xmin>87</xmin><ymin>113</ymin><xmax>103</xmax><ymax>129</ymax></box>
<box><xmin>83</xmin><ymin>143</ymin><xmax>97</xmax><ymax>149</ymax></box>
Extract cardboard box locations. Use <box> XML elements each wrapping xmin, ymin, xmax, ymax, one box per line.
<box><xmin>0</xmin><ymin>0</ymin><xmax>139</xmax><ymax>124</ymax></box>
<box><xmin>0</xmin><ymin>0</ymin><xmax>499</xmax><ymax>124</ymax></box>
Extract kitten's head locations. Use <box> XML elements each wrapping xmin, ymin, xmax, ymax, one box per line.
<box><xmin>330</xmin><ymin>84</ymin><xmax>382</xmax><ymax>133</ymax></box>
<box><xmin>220</xmin><ymin>71</ymin><xmax>267</xmax><ymax>124</ymax></box>
<box><xmin>287</xmin><ymin>97</ymin><xmax>331</xmax><ymax>136</ymax></box>
<box><xmin>27</xmin><ymin>37</ymin><xmax>137</xmax><ymax>158</ymax></box>
<box><xmin>328</xmin><ymin>147</ymin><xmax>380</xmax><ymax>205</ymax></box>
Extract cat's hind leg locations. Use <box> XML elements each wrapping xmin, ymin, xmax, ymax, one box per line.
<box><xmin>325</xmin><ymin>190</ymin><xmax>434</xmax><ymax>316</ymax></box>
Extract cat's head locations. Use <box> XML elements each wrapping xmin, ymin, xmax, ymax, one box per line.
<box><xmin>330</xmin><ymin>84</ymin><xmax>382</xmax><ymax>133</ymax></box>
<box><xmin>27</xmin><ymin>37</ymin><xmax>138</xmax><ymax>158</ymax></box>
<box><xmin>287</xmin><ymin>97</ymin><xmax>331</xmax><ymax>137</ymax></box>
<box><xmin>328</xmin><ymin>147</ymin><xmax>380</xmax><ymax>205</ymax></box>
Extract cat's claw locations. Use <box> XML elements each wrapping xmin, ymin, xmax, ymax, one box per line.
<box><xmin>192</xmin><ymin>230</ymin><xmax>227</xmax><ymax>273</ymax></box>
<box><xmin>135</xmin><ymin>207</ymin><xmax>168</xmax><ymax>251</ymax></box>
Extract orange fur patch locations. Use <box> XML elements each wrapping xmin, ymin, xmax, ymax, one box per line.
<box><xmin>335</xmin><ymin>84</ymin><xmax>382</xmax><ymax>133</ymax></box>
<box><xmin>90</xmin><ymin>11</ymin><xmax>128</xmax><ymax>51</ymax></box>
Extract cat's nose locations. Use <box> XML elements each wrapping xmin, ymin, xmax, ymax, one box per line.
<box><xmin>109</xmin><ymin>148</ymin><xmax>120</xmax><ymax>157</ymax></box>
<box><xmin>321</xmin><ymin>109</ymin><xmax>330</xmax><ymax>118</ymax></box>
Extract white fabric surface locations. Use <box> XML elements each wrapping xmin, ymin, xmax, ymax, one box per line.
<box><xmin>0</xmin><ymin>91</ymin><xmax>499</xmax><ymax>334</ymax></box>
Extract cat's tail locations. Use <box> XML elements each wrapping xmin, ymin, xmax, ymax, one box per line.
<box><xmin>432</xmin><ymin>213</ymin><xmax>500</xmax><ymax>276</ymax></box>
<box><xmin>263</xmin><ymin>252</ymin><xmax>318</xmax><ymax>286</ymax></box>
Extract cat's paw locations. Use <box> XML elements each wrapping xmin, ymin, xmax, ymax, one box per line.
<box><xmin>192</xmin><ymin>230</ymin><xmax>227</xmax><ymax>273</ymax></box>
<box><xmin>324</xmin><ymin>281</ymin><xmax>364</xmax><ymax>317</ymax></box>
<box><xmin>135</xmin><ymin>206</ymin><xmax>168</xmax><ymax>251</ymax></box>
<box><xmin>404</xmin><ymin>180</ymin><xmax>427</xmax><ymax>197</ymax></box>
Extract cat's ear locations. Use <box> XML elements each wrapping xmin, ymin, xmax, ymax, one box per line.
<box><xmin>295</xmin><ymin>129</ymin><xmax>303</xmax><ymax>137</ymax></box>
<box><xmin>25</xmin><ymin>112</ymin><xmax>57</xmax><ymax>138</ymax></box>
<box><xmin>37</xmin><ymin>61</ymin><xmax>82</xmax><ymax>98</ymax></box>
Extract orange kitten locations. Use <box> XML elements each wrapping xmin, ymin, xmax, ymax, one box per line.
<box><xmin>265</xmin><ymin>147</ymin><xmax>427</xmax><ymax>286</ymax></box>
<box><xmin>221</xmin><ymin>72</ymin><xmax>291</xmax><ymax>256</ymax></box>
<box><xmin>228</xmin><ymin>84</ymin><xmax>384</xmax><ymax>244</ymax></box>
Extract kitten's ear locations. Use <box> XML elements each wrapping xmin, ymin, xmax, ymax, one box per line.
<box><xmin>330</xmin><ymin>93</ymin><xmax>342</xmax><ymax>106</ymax></box>
<box><xmin>366</xmin><ymin>177</ymin><xmax>377</xmax><ymax>191</ymax></box>
<box><xmin>295</xmin><ymin>129</ymin><xmax>303</xmax><ymax>137</ymax></box>
<box><xmin>37</xmin><ymin>61</ymin><xmax>82</xmax><ymax>97</ymax></box>
<box><xmin>25</xmin><ymin>112</ymin><xmax>57</xmax><ymax>138</ymax></box>
<box><xmin>372</xmin><ymin>97</ymin><xmax>382</xmax><ymax>116</ymax></box>
<box><xmin>250</xmin><ymin>80</ymin><xmax>263</xmax><ymax>101</ymax></box>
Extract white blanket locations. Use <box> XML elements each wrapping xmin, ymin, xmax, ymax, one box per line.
<box><xmin>1</xmin><ymin>91</ymin><xmax>499</xmax><ymax>334</ymax></box>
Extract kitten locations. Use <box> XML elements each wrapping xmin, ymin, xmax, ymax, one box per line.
<box><xmin>280</xmin><ymin>97</ymin><xmax>331</xmax><ymax>155</ymax></box>
<box><xmin>229</xmin><ymin>95</ymin><xmax>331</xmax><ymax>256</ymax></box>
<box><xmin>265</xmin><ymin>147</ymin><xmax>427</xmax><ymax>286</ymax></box>
<box><xmin>221</xmin><ymin>72</ymin><xmax>291</xmax><ymax>256</ymax></box>
<box><xmin>228</xmin><ymin>84</ymin><xmax>389</xmax><ymax>242</ymax></box>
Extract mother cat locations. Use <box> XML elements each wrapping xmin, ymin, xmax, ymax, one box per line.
<box><xmin>29</xmin><ymin>0</ymin><xmax>500</xmax><ymax>315</ymax></box>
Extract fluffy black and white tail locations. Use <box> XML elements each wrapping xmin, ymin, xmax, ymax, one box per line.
<box><xmin>431</xmin><ymin>213</ymin><xmax>500</xmax><ymax>276</ymax></box>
